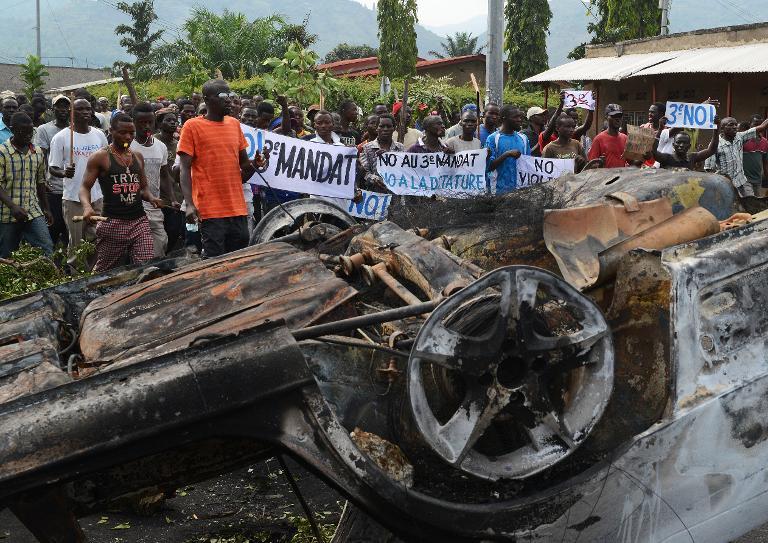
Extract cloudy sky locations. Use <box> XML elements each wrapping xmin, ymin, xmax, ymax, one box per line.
<box><xmin>352</xmin><ymin>0</ymin><xmax>487</xmax><ymax>27</ymax></box>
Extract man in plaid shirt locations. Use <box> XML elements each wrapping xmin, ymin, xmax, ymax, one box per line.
<box><xmin>705</xmin><ymin>116</ymin><xmax>768</xmax><ymax>197</ymax></box>
<box><xmin>0</xmin><ymin>112</ymin><xmax>53</xmax><ymax>258</ymax></box>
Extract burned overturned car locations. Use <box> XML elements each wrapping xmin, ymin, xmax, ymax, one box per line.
<box><xmin>1</xmin><ymin>167</ymin><xmax>768</xmax><ymax>542</ymax></box>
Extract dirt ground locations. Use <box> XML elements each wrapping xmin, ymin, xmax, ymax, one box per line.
<box><xmin>0</xmin><ymin>458</ymin><xmax>343</xmax><ymax>543</ymax></box>
<box><xmin>2</xmin><ymin>457</ymin><xmax>768</xmax><ymax>542</ymax></box>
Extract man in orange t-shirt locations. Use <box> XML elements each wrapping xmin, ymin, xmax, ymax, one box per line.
<box><xmin>178</xmin><ymin>79</ymin><xmax>262</xmax><ymax>258</ymax></box>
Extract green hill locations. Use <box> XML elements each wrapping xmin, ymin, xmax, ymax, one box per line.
<box><xmin>0</xmin><ymin>0</ymin><xmax>446</xmax><ymax>68</ymax></box>
<box><xmin>2</xmin><ymin>0</ymin><xmax>766</xmax><ymax>71</ymax></box>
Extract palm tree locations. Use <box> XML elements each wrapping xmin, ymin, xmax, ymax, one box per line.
<box><xmin>429</xmin><ymin>32</ymin><xmax>485</xmax><ymax>59</ymax></box>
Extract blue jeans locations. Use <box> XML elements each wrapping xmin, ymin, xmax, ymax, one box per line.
<box><xmin>0</xmin><ymin>216</ymin><xmax>54</xmax><ymax>258</ymax></box>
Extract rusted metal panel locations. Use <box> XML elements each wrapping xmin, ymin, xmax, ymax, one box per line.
<box><xmin>554</xmin><ymin>168</ymin><xmax>739</xmax><ymax>221</ymax></box>
<box><xmin>78</xmin><ymin>242</ymin><xmax>357</xmax><ymax>364</ymax></box>
<box><xmin>350</xmin><ymin>222</ymin><xmax>479</xmax><ymax>301</ymax></box>
<box><xmin>0</xmin><ymin>338</ymin><xmax>71</xmax><ymax>404</ymax></box>
<box><xmin>584</xmin><ymin>250</ymin><xmax>672</xmax><ymax>454</ymax></box>
<box><xmin>444</xmin><ymin>224</ymin><xmax>561</xmax><ymax>273</ymax></box>
<box><xmin>544</xmin><ymin>197</ymin><xmax>673</xmax><ymax>289</ymax></box>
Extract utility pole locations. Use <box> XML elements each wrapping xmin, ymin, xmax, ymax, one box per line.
<box><xmin>35</xmin><ymin>0</ymin><xmax>42</xmax><ymax>58</ymax></box>
<box><xmin>486</xmin><ymin>0</ymin><xmax>504</xmax><ymax>105</ymax></box>
<box><xmin>659</xmin><ymin>0</ymin><xmax>671</xmax><ymax>36</ymax></box>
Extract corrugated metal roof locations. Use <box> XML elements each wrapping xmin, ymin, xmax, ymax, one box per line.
<box><xmin>524</xmin><ymin>42</ymin><xmax>768</xmax><ymax>84</ymax></box>
<box><xmin>633</xmin><ymin>43</ymin><xmax>768</xmax><ymax>75</ymax></box>
<box><xmin>47</xmin><ymin>77</ymin><xmax>122</xmax><ymax>94</ymax></box>
<box><xmin>522</xmin><ymin>51</ymin><xmax>678</xmax><ymax>83</ymax></box>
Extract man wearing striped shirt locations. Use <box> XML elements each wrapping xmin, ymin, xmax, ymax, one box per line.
<box><xmin>0</xmin><ymin>112</ymin><xmax>53</xmax><ymax>258</ymax></box>
<box><xmin>705</xmin><ymin>116</ymin><xmax>768</xmax><ymax>197</ymax></box>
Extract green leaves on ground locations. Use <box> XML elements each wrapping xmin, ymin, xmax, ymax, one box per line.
<box><xmin>0</xmin><ymin>242</ymin><xmax>93</xmax><ymax>300</ymax></box>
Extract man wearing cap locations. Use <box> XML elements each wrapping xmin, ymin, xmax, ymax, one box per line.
<box><xmin>33</xmin><ymin>94</ymin><xmax>71</xmax><ymax>247</ymax></box>
<box><xmin>392</xmin><ymin>102</ymin><xmax>423</xmax><ymax>148</ymax></box>
<box><xmin>588</xmin><ymin>104</ymin><xmax>628</xmax><ymax>168</ymax></box>
<box><xmin>0</xmin><ymin>98</ymin><xmax>18</xmax><ymax>145</ymax></box>
<box><xmin>445</xmin><ymin>104</ymin><xmax>479</xmax><ymax>139</ymax></box>
<box><xmin>521</xmin><ymin>106</ymin><xmax>546</xmax><ymax>152</ymax></box>
<box><xmin>98</xmin><ymin>97</ymin><xmax>111</xmax><ymax>115</ymax></box>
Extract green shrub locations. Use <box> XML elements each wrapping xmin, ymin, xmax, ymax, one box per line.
<box><xmin>89</xmin><ymin>77</ymin><xmax>545</xmax><ymax>114</ymax></box>
<box><xmin>0</xmin><ymin>242</ymin><xmax>94</xmax><ymax>300</ymax></box>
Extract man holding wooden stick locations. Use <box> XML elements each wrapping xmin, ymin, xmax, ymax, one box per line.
<box><xmin>79</xmin><ymin>113</ymin><xmax>162</xmax><ymax>273</ymax></box>
<box><xmin>48</xmin><ymin>97</ymin><xmax>108</xmax><ymax>263</ymax></box>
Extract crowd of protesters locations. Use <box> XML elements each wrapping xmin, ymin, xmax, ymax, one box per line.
<box><xmin>1</xmin><ymin>81</ymin><xmax>767</xmax><ymax>271</ymax></box>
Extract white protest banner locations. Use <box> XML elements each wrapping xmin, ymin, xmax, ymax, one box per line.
<box><xmin>242</xmin><ymin>125</ymin><xmax>357</xmax><ymax>199</ymax></box>
<box><xmin>321</xmin><ymin>190</ymin><xmax>392</xmax><ymax>221</ymax></box>
<box><xmin>377</xmin><ymin>150</ymin><xmax>487</xmax><ymax>198</ymax></box>
<box><xmin>665</xmin><ymin>101</ymin><xmax>717</xmax><ymax>130</ymax></box>
<box><xmin>564</xmin><ymin>90</ymin><xmax>595</xmax><ymax>111</ymax></box>
<box><xmin>516</xmin><ymin>155</ymin><xmax>575</xmax><ymax>188</ymax></box>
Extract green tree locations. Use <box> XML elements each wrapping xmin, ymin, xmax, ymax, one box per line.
<box><xmin>18</xmin><ymin>55</ymin><xmax>49</xmax><ymax>99</ymax></box>
<box><xmin>569</xmin><ymin>0</ymin><xmax>661</xmax><ymax>60</ymax></box>
<box><xmin>145</xmin><ymin>9</ymin><xmax>289</xmax><ymax>80</ymax></box>
<box><xmin>324</xmin><ymin>43</ymin><xmax>379</xmax><ymax>64</ymax></box>
<box><xmin>177</xmin><ymin>54</ymin><xmax>211</xmax><ymax>96</ymax></box>
<box><xmin>504</xmin><ymin>0</ymin><xmax>552</xmax><ymax>83</ymax></box>
<box><xmin>274</xmin><ymin>15</ymin><xmax>318</xmax><ymax>50</ymax></box>
<box><xmin>377</xmin><ymin>0</ymin><xmax>419</xmax><ymax>80</ymax></box>
<box><xmin>114</xmin><ymin>0</ymin><xmax>164</xmax><ymax>78</ymax></box>
<box><xmin>263</xmin><ymin>43</ymin><xmax>340</xmax><ymax>107</ymax></box>
<box><xmin>605</xmin><ymin>0</ymin><xmax>660</xmax><ymax>41</ymax></box>
<box><xmin>429</xmin><ymin>32</ymin><xmax>484</xmax><ymax>59</ymax></box>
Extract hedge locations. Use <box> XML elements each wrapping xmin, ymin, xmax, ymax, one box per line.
<box><xmin>88</xmin><ymin>76</ymin><xmax>546</xmax><ymax>116</ymax></box>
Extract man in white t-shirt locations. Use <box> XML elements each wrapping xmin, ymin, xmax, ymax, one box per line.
<box><xmin>131</xmin><ymin>102</ymin><xmax>173</xmax><ymax>257</ymax></box>
<box><xmin>33</xmin><ymin>94</ymin><xmax>71</xmax><ymax>247</ymax></box>
<box><xmin>48</xmin><ymin>98</ymin><xmax>108</xmax><ymax>262</ymax></box>
<box><xmin>445</xmin><ymin>110</ymin><xmax>482</xmax><ymax>152</ymax></box>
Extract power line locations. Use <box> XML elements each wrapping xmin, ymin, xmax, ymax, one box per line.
<box><xmin>97</xmin><ymin>0</ymin><xmax>185</xmax><ymax>38</ymax></box>
<box><xmin>45</xmin><ymin>0</ymin><xmax>76</xmax><ymax>64</ymax></box>
<box><xmin>711</xmin><ymin>0</ymin><xmax>756</xmax><ymax>24</ymax></box>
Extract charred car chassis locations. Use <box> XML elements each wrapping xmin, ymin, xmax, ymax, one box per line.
<box><xmin>1</xmin><ymin>167</ymin><xmax>768</xmax><ymax>542</ymax></box>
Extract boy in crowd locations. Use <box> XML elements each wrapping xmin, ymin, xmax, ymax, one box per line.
<box><xmin>131</xmin><ymin>102</ymin><xmax>175</xmax><ymax>257</ymax></box>
<box><xmin>486</xmin><ymin>106</ymin><xmax>530</xmax><ymax>193</ymax></box>
<box><xmin>542</xmin><ymin>114</ymin><xmax>587</xmax><ymax>171</ymax></box>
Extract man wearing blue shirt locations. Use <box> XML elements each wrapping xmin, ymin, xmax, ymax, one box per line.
<box><xmin>486</xmin><ymin>105</ymin><xmax>530</xmax><ymax>194</ymax></box>
<box><xmin>0</xmin><ymin>98</ymin><xmax>18</xmax><ymax>145</ymax></box>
